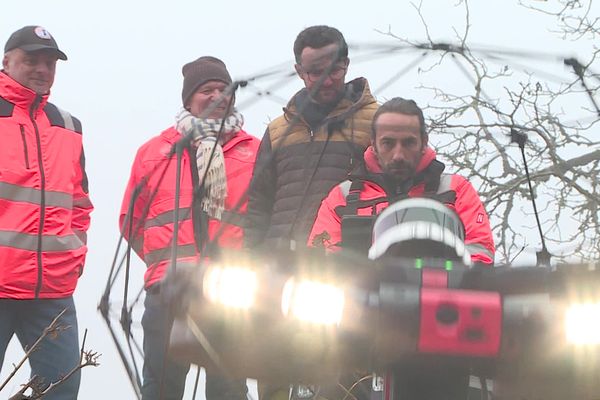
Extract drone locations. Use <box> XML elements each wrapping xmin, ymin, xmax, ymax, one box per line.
<box><xmin>166</xmin><ymin>198</ymin><xmax>600</xmax><ymax>400</ymax></box>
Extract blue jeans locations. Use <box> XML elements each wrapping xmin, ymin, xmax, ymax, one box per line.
<box><xmin>0</xmin><ymin>297</ymin><xmax>80</xmax><ymax>400</ymax></box>
<box><xmin>142</xmin><ymin>289</ymin><xmax>248</xmax><ymax>400</ymax></box>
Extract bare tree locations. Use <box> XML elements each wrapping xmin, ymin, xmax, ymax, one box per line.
<box><xmin>380</xmin><ymin>0</ymin><xmax>600</xmax><ymax>264</ymax></box>
<box><xmin>8</xmin><ymin>347</ymin><xmax>100</xmax><ymax>400</ymax></box>
<box><xmin>521</xmin><ymin>0</ymin><xmax>600</xmax><ymax>40</ymax></box>
<box><xmin>0</xmin><ymin>311</ymin><xmax>100</xmax><ymax>400</ymax></box>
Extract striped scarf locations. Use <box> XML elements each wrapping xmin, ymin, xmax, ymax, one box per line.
<box><xmin>175</xmin><ymin>108</ymin><xmax>244</xmax><ymax>219</ymax></box>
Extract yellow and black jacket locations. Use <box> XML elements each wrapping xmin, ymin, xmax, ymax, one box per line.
<box><xmin>246</xmin><ymin>77</ymin><xmax>377</xmax><ymax>249</ymax></box>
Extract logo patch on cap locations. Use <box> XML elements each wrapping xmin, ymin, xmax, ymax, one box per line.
<box><xmin>34</xmin><ymin>27</ymin><xmax>52</xmax><ymax>40</ymax></box>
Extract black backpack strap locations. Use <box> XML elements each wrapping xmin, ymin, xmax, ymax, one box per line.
<box><xmin>0</xmin><ymin>96</ymin><xmax>14</xmax><ymax>117</ymax></box>
<box><xmin>346</xmin><ymin>179</ymin><xmax>363</xmax><ymax>207</ymax></box>
<box><xmin>415</xmin><ymin>172</ymin><xmax>457</xmax><ymax>204</ymax></box>
<box><xmin>44</xmin><ymin>102</ymin><xmax>82</xmax><ymax>133</ymax></box>
<box><xmin>220</xmin><ymin>210</ymin><xmax>247</xmax><ymax>229</ymax></box>
<box><xmin>334</xmin><ymin>179</ymin><xmax>362</xmax><ymax>218</ymax></box>
<box><xmin>334</xmin><ymin>179</ymin><xmax>389</xmax><ymax>218</ymax></box>
<box><xmin>188</xmin><ymin>144</ymin><xmax>208</xmax><ymax>253</ymax></box>
<box><xmin>422</xmin><ymin>159</ymin><xmax>445</xmax><ymax>193</ymax></box>
<box><xmin>431</xmin><ymin>173</ymin><xmax>457</xmax><ymax>204</ymax></box>
<box><xmin>412</xmin><ymin>159</ymin><xmax>459</xmax><ymax>204</ymax></box>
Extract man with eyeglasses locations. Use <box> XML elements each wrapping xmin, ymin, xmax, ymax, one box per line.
<box><xmin>245</xmin><ymin>25</ymin><xmax>377</xmax><ymax>400</ymax></box>
<box><xmin>246</xmin><ymin>25</ymin><xmax>377</xmax><ymax>255</ymax></box>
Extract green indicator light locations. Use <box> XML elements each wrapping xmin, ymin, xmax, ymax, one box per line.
<box><xmin>445</xmin><ymin>260</ymin><xmax>453</xmax><ymax>271</ymax></box>
<box><xmin>415</xmin><ymin>258</ymin><xmax>423</xmax><ymax>269</ymax></box>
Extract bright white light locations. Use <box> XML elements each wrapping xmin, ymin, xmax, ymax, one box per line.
<box><xmin>565</xmin><ymin>302</ymin><xmax>600</xmax><ymax>345</ymax></box>
<box><xmin>281</xmin><ymin>278</ymin><xmax>345</xmax><ymax>325</ymax></box>
<box><xmin>203</xmin><ymin>266</ymin><xmax>257</xmax><ymax>309</ymax></box>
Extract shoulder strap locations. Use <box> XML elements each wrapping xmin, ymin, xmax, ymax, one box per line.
<box><xmin>0</xmin><ymin>96</ymin><xmax>14</xmax><ymax>117</ymax></box>
<box><xmin>414</xmin><ymin>159</ymin><xmax>458</xmax><ymax>204</ymax></box>
<box><xmin>335</xmin><ymin>179</ymin><xmax>363</xmax><ymax>216</ymax></box>
<box><xmin>220</xmin><ymin>210</ymin><xmax>247</xmax><ymax>229</ymax></box>
<box><xmin>346</xmin><ymin>179</ymin><xmax>363</xmax><ymax>206</ymax></box>
<box><xmin>432</xmin><ymin>173</ymin><xmax>457</xmax><ymax>204</ymax></box>
<box><xmin>188</xmin><ymin>144</ymin><xmax>208</xmax><ymax>253</ymax></box>
<box><xmin>422</xmin><ymin>159</ymin><xmax>445</xmax><ymax>193</ymax></box>
<box><xmin>417</xmin><ymin>173</ymin><xmax>457</xmax><ymax>204</ymax></box>
<box><xmin>44</xmin><ymin>102</ymin><xmax>82</xmax><ymax>133</ymax></box>
<box><xmin>334</xmin><ymin>179</ymin><xmax>387</xmax><ymax>217</ymax></box>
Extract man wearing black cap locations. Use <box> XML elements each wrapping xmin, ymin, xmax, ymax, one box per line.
<box><xmin>3</xmin><ymin>25</ymin><xmax>68</xmax><ymax>95</ymax></box>
<box><xmin>120</xmin><ymin>56</ymin><xmax>258</xmax><ymax>399</ymax></box>
<box><xmin>0</xmin><ymin>26</ymin><xmax>93</xmax><ymax>399</ymax></box>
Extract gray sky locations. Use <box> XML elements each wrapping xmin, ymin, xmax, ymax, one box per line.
<box><xmin>1</xmin><ymin>1</ymin><xmax>597</xmax><ymax>398</ymax></box>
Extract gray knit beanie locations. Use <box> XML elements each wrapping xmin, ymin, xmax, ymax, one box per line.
<box><xmin>181</xmin><ymin>56</ymin><xmax>232</xmax><ymax>107</ymax></box>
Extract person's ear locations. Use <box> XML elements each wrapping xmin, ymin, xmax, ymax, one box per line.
<box><xmin>2</xmin><ymin>54</ymin><xmax>9</xmax><ymax>70</ymax></box>
<box><xmin>422</xmin><ymin>134</ymin><xmax>429</xmax><ymax>152</ymax></box>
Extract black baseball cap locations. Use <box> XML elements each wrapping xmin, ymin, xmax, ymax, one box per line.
<box><xmin>4</xmin><ymin>26</ymin><xmax>67</xmax><ymax>60</ymax></box>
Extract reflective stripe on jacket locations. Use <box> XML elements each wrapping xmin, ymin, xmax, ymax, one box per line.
<box><xmin>0</xmin><ymin>72</ymin><xmax>93</xmax><ymax>299</ymax></box>
<box><xmin>119</xmin><ymin>126</ymin><xmax>260</xmax><ymax>288</ymax></box>
<box><xmin>308</xmin><ymin>146</ymin><xmax>495</xmax><ymax>264</ymax></box>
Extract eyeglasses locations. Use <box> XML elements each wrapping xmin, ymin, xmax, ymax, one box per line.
<box><xmin>302</xmin><ymin>65</ymin><xmax>347</xmax><ymax>82</ymax></box>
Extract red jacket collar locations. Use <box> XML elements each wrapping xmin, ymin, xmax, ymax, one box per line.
<box><xmin>363</xmin><ymin>145</ymin><xmax>437</xmax><ymax>174</ymax></box>
<box><xmin>0</xmin><ymin>71</ymin><xmax>49</xmax><ymax>110</ymax></box>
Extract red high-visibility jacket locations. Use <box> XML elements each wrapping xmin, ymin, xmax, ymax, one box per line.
<box><xmin>0</xmin><ymin>72</ymin><xmax>93</xmax><ymax>299</ymax></box>
<box><xmin>120</xmin><ymin>126</ymin><xmax>260</xmax><ymax>288</ymax></box>
<box><xmin>308</xmin><ymin>146</ymin><xmax>495</xmax><ymax>264</ymax></box>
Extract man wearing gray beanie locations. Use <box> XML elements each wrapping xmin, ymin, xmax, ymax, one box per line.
<box><xmin>119</xmin><ymin>55</ymin><xmax>259</xmax><ymax>400</ymax></box>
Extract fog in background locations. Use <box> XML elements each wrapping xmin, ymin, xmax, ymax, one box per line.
<box><xmin>1</xmin><ymin>1</ymin><xmax>596</xmax><ymax>398</ymax></box>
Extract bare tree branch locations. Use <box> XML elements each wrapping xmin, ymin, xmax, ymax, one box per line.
<box><xmin>7</xmin><ymin>329</ymin><xmax>100</xmax><ymax>400</ymax></box>
<box><xmin>0</xmin><ymin>309</ymin><xmax>68</xmax><ymax>393</ymax></box>
<box><xmin>381</xmin><ymin>1</ymin><xmax>600</xmax><ymax>263</ymax></box>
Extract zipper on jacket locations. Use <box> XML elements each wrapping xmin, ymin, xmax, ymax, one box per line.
<box><xmin>30</xmin><ymin>96</ymin><xmax>46</xmax><ymax>298</ymax></box>
<box><xmin>19</xmin><ymin>124</ymin><xmax>30</xmax><ymax>169</ymax></box>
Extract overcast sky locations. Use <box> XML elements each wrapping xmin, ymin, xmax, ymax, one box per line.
<box><xmin>1</xmin><ymin>1</ymin><xmax>597</xmax><ymax>398</ymax></box>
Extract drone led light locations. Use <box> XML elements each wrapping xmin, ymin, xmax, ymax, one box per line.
<box><xmin>203</xmin><ymin>266</ymin><xmax>258</xmax><ymax>309</ymax></box>
<box><xmin>281</xmin><ymin>278</ymin><xmax>345</xmax><ymax>325</ymax></box>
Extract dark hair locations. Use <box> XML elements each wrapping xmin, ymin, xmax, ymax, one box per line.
<box><xmin>371</xmin><ymin>97</ymin><xmax>426</xmax><ymax>140</ymax></box>
<box><xmin>293</xmin><ymin>25</ymin><xmax>348</xmax><ymax>64</ymax></box>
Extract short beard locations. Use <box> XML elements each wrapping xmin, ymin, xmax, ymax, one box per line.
<box><xmin>309</xmin><ymin>87</ymin><xmax>344</xmax><ymax>106</ymax></box>
<box><xmin>375</xmin><ymin>149</ymin><xmax>416</xmax><ymax>181</ymax></box>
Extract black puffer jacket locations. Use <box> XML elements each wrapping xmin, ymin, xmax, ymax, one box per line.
<box><xmin>245</xmin><ymin>77</ymin><xmax>378</xmax><ymax>249</ymax></box>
